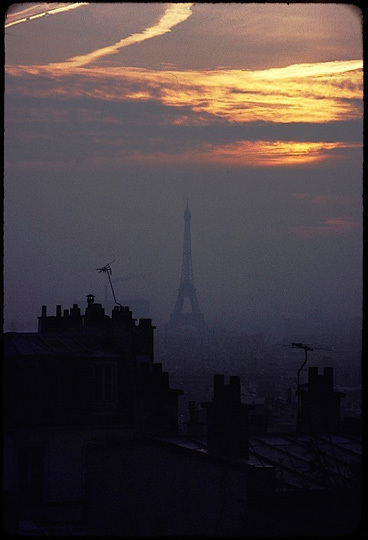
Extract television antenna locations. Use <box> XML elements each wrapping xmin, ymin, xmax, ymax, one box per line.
<box><xmin>96</xmin><ymin>260</ymin><xmax>122</xmax><ymax>307</ymax></box>
<box><xmin>289</xmin><ymin>342</ymin><xmax>314</xmax><ymax>430</ymax></box>
<box><xmin>290</xmin><ymin>342</ymin><xmax>330</xmax><ymax>429</ymax></box>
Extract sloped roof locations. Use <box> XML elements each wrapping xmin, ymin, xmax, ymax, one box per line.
<box><xmin>156</xmin><ymin>432</ymin><xmax>361</xmax><ymax>492</ymax></box>
<box><xmin>4</xmin><ymin>332</ymin><xmax>121</xmax><ymax>358</ymax></box>
<box><xmin>248</xmin><ymin>432</ymin><xmax>361</xmax><ymax>490</ymax></box>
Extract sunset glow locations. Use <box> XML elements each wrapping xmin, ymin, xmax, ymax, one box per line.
<box><xmin>193</xmin><ymin>141</ymin><xmax>362</xmax><ymax>167</ymax></box>
<box><xmin>6</xmin><ymin>54</ymin><xmax>363</xmax><ymax>166</ymax></box>
<box><xmin>4</xmin><ymin>2</ymin><xmax>363</xmax><ymax>336</ymax></box>
<box><xmin>5</xmin><ymin>3</ymin><xmax>363</xmax><ymax>167</ymax></box>
<box><xmin>2</xmin><ymin>7</ymin><xmax>364</xmax><ymax>535</ymax></box>
<box><xmin>6</xmin><ymin>60</ymin><xmax>363</xmax><ymax>128</ymax></box>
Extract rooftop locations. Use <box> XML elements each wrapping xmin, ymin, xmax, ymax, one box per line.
<box><xmin>154</xmin><ymin>432</ymin><xmax>361</xmax><ymax>491</ymax></box>
<box><xmin>4</xmin><ymin>332</ymin><xmax>121</xmax><ymax>358</ymax></box>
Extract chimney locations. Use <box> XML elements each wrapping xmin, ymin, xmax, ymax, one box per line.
<box><xmin>297</xmin><ymin>366</ymin><xmax>345</xmax><ymax>433</ymax></box>
<box><xmin>202</xmin><ymin>375</ymin><xmax>253</xmax><ymax>459</ymax></box>
<box><xmin>38</xmin><ymin>305</ymin><xmax>47</xmax><ymax>332</ymax></box>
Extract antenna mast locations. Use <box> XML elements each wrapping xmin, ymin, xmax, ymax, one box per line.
<box><xmin>291</xmin><ymin>342</ymin><xmax>314</xmax><ymax>430</ymax></box>
<box><xmin>96</xmin><ymin>260</ymin><xmax>122</xmax><ymax>307</ymax></box>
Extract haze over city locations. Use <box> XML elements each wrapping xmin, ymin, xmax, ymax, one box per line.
<box><xmin>4</xmin><ymin>2</ymin><xmax>363</xmax><ymax>334</ymax></box>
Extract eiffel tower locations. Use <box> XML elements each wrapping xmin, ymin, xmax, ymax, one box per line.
<box><xmin>170</xmin><ymin>203</ymin><xmax>205</xmax><ymax>328</ymax></box>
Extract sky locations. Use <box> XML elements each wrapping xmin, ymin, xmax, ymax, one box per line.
<box><xmin>4</xmin><ymin>2</ymin><xmax>363</xmax><ymax>332</ymax></box>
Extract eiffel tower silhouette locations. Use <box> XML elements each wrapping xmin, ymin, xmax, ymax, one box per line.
<box><xmin>170</xmin><ymin>202</ymin><xmax>205</xmax><ymax>328</ymax></box>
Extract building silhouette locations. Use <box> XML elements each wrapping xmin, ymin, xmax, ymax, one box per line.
<box><xmin>3</xmin><ymin>296</ymin><xmax>362</xmax><ymax>536</ymax></box>
<box><xmin>3</xmin><ymin>296</ymin><xmax>182</xmax><ymax>534</ymax></box>
<box><xmin>83</xmin><ymin>373</ymin><xmax>361</xmax><ymax>536</ymax></box>
<box><xmin>170</xmin><ymin>203</ymin><xmax>205</xmax><ymax>329</ymax></box>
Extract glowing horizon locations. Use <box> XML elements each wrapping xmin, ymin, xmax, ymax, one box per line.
<box><xmin>4</xmin><ymin>3</ymin><xmax>363</xmax><ymax>168</ymax></box>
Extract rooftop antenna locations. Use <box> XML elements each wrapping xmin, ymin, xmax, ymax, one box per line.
<box><xmin>290</xmin><ymin>342</ymin><xmax>329</xmax><ymax>429</ymax></box>
<box><xmin>96</xmin><ymin>260</ymin><xmax>122</xmax><ymax>307</ymax></box>
<box><xmin>291</xmin><ymin>342</ymin><xmax>314</xmax><ymax>430</ymax></box>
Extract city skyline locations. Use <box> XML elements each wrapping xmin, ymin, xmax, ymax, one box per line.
<box><xmin>4</xmin><ymin>3</ymin><xmax>363</xmax><ymax>331</ymax></box>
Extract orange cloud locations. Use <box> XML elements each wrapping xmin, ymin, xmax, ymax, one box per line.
<box><xmin>6</xmin><ymin>59</ymin><xmax>363</xmax><ymax>125</ymax></box>
<box><xmin>86</xmin><ymin>140</ymin><xmax>363</xmax><ymax>168</ymax></box>
<box><xmin>158</xmin><ymin>63</ymin><xmax>363</xmax><ymax>124</ymax></box>
<box><xmin>192</xmin><ymin>140</ymin><xmax>361</xmax><ymax>167</ymax></box>
<box><xmin>4</xmin><ymin>137</ymin><xmax>362</xmax><ymax>172</ymax></box>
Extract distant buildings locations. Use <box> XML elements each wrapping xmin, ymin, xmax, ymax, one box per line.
<box><xmin>3</xmin><ymin>295</ymin><xmax>362</xmax><ymax>536</ymax></box>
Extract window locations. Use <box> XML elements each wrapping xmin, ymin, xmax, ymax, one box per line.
<box><xmin>93</xmin><ymin>363</ymin><xmax>116</xmax><ymax>408</ymax></box>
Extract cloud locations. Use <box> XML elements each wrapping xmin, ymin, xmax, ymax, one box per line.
<box><xmin>191</xmin><ymin>140</ymin><xmax>361</xmax><ymax>167</ymax></box>
<box><xmin>256</xmin><ymin>60</ymin><xmax>362</xmax><ymax>80</ymax></box>
<box><xmin>5</xmin><ymin>3</ymin><xmax>89</xmax><ymax>28</ymax></box>
<box><xmin>46</xmin><ymin>3</ymin><xmax>193</xmax><ymax>69</ymax></box>
<box><xmin>291</xmin><ymin>217</ymin><xmax>360</xmax><ymax>238</ymax></box>
<box><xmin>4</xmin><ymin>91</ymin><xmax>362</xmax><ymax>171</ymax></box>
<box><xmin>6</xmin><ymin>59</ymin><xmax>362</xmax><ymax>126</ymax></box>
<box><xmin>5</xmin><ymin>5</ymin><xmax>363</xmax><ymax>171</ymax></box>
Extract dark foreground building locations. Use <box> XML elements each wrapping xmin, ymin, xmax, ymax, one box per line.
<box><xmin>83</xmin><ymin>373</ymin><xmax>362</xmax><ymax>537</ymax></box>
<box><xmin>3</xmin><ymin>296</ymin><xmax>182</xmax><ymax>535</ymax></box>
<box><xmin>3</xmin><ymin>297</ymin><xmax>362</xmax><ymax>536</ymax></box>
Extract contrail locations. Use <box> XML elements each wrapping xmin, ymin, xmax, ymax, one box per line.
<box><xmin>5</xmin><ymin>3</ymin><xmax>89</xmax><ymax>28</ymax></box>
<box><xmin>49</xmin><ymin>3</ymin><xmax>194</xmax><ymax>69</ymax></box>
